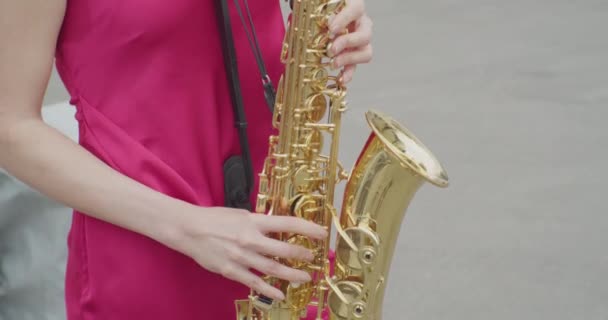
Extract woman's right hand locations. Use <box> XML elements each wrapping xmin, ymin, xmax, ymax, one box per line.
<box><xmin>166</xmin><ymin>205</ymin><xmax>327</xmax><ymax>301</ymax></box>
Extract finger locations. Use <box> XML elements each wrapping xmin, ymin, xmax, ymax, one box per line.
<box><xmin>242</xmin><ymin>253</ymin><xmax>312</xmax><ymax>284</ymax></box>
<box><xmin>333</xmin><ymin>44</ymin><xmax>373</xmax><ymax>68</ymax></box>
<box><xmin>340</xmin><ymin>65</ymin><xmax>357</xmax><ymax>84</ymax></box>
<box><xmin>253</xmin><ymin>215</ymin><xmax>327</xmax><ymax>239</ymax></box>
<box><xmin>329</xmin><ymin>0</ymin><xmax>365</xmax><ymax>38</ymax></box>
<box><xmin>253</xmin><ymin>236</ymin><xmax>315</xmax><ymax>262</ymax></box>
<box><xmin>221</xmin><ymin>264</ymin><xmax>286</xmax><ymax>301</ymax></box>
<box><xmin>330</xmin><ymin>16</ymin><xmax>372</xmax><ymax>56</ymax></box>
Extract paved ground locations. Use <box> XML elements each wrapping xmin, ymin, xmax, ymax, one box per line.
<box><xmin>33</xmin><ymin>0</ymin><xmax>608</xmax><ymax>319</ymax></box>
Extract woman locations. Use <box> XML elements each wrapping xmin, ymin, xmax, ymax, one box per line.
<box><xmin>0</xmin><ymin>0</ymin><xmax>373</xmax><ymax>318</ymax></box>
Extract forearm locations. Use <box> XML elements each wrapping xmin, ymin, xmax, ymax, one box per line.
<box><xmin>0</xmin><ymin>114</ymin><xmax>191</xmax><ymax>244</ymax></box>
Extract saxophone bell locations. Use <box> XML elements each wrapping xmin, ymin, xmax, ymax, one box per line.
<box><xmin>326</xmin><ymin>110</ymin><xmax>448</xmax><ymax>320</ymax></box>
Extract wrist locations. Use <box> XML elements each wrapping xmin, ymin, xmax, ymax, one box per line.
<box><xmin>151</xmin><ymin>200</ymin><xmax>207</xmax><ymax>253</ymax></box>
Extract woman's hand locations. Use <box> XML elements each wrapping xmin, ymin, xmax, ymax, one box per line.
<box><xmin>329</xmin><ymin>0</ymin><xmax>373</xmax><ymax>84</ymax></box>
<box><xmin>167</xmin><ymin>206</ymin><xmax>327</xmax><ymax>301</ymax></box>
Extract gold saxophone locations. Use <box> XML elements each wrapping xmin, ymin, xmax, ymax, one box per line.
<box><xmin>236</xmin><ymin>0</ymin><xmax>449</xmax><ymax>319</ymax></box>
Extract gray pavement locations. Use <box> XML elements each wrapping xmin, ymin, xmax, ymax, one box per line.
<box><xmin>28</xmin><ymin>0</ymin><xmax>608</xmax><ymax>319</ymax></box>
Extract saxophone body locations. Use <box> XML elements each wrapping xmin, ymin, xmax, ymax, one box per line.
<box><xmin>235</xmin><ymin>0</ymin><xmax>449</xmax><ymax>319</ymax></box>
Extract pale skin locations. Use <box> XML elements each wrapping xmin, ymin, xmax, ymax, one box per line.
<box><xmin>0</xmin><ymin>0</ymin><xmax>373</xmax><ymax>302</ymax></box>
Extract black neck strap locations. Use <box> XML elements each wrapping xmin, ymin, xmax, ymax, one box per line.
<box><xmin>217</xmin><ymin>0</ymin><xmax>255</xmax><ymax>196</ymax></box>
<box><xmin>231</xmin><ymin>0</ymin><xmax>276</xmax><ymax>113</ymax></box>
<box><xmin>216</xmin><ymin>0</ymin><xmax>277</xmax><ymax>201</ymax></box>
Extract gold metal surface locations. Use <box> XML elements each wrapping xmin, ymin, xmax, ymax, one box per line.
<box><xmin>235</xmin><ymin>0</ymin><xmax>449</xmax><ymax>319</ymax></box>
<box><xmin>328</xmin><ymin>110</ymin><xmax>448</xmax><ymax>320</ymax></box>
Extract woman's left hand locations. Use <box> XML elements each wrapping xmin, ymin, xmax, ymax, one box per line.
<box><xmin>328</xmin><ymin>0</ymin><xmax>373</xmax><ymax>84</ymax></box>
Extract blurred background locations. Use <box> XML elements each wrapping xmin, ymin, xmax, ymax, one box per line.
<box><xmin>1</xmin><ymin>0</ymin><xmax>607</xmax><ymax>319</ymax></box>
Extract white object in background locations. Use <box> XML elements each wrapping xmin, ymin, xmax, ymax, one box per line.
<box><xmin>0</xmin><ymin>101</ymin><xmax>77</xmax><ymax>320</ymax></box>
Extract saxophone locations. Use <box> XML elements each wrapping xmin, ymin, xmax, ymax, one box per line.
<box><xmin>235</xmin><ymin>0</ymin><xmax>449</xmax><ymax>319</ymax></box>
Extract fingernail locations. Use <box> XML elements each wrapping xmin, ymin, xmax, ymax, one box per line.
<box><xmin>332</xmin><ymin>42</ymin><xmax>342</xmax><ymax>55</ymax></box>
<box><xmin>329</xmin><ymin>28</ymin><xmax>337</xmax><ymax>39</ymax></box>
<box><xmin>319</xmin><ymin>228</ymin><xmax>328</xmax><ymax>238</ymax></box>
<box><xmin>292</xmin><ymin>275</ymin><xmax>311</xmax><ymax>287</ymax></box>
<box><xmin>307</xmin><ymin>250</ymin><xmax>315</xmax><ymax>261</ymax></box>
<box><xmin>277</xmin><ymin>292</ymin><xmax>286</xmax><ymax>300</ymax></box>
<box><xmin>329</xmin><ymin>25</ymin><xmax>338</xmax><ymax>39</ymax></box>
<box><xmin>300</xmin><ymin>273</ymin><xmax>312</xmax><ymax>283</ymax></box>
<box><xmin>344</xmin><ymin>74</ymin><xmax>352</xmax><ymax>84</ymax></box>
<box><xmin>327</xmin><ymin>43</ymin><xmax>335</xmax><ymax>58</ymax></box>
<box><xmin>330</xmin><ymin>58</ymin><xmax>339</xmax><ymax>70</ymax></box>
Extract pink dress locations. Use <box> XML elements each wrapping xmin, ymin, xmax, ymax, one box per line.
<box><xmin>54</xmin><ymin>0</ymin><xmax>291</xmax><ymax>318</ymax></box>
